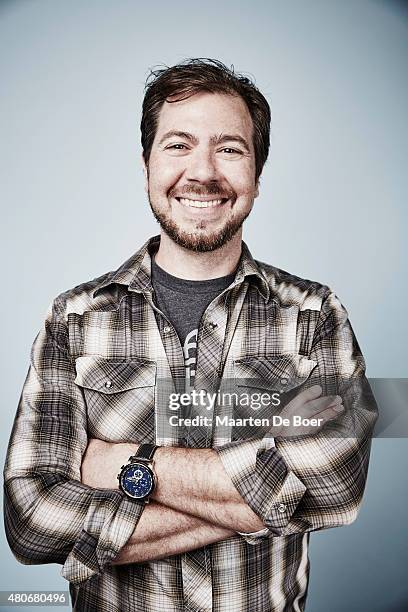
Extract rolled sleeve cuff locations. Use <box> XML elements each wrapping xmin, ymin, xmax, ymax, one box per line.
<box><xmin>237</xmin><ymin>527</ymin><xmax>271</xmax><ymax>544</ymax></box>
<box><xmin>61</xmin><ymin>491</ymin><xmax>144</xmax><ymax>584</ymax></box>
<box><xmin>215</xmin><ymin>438</ymin><xmax>306</xmax><ymax>538</ymax></box>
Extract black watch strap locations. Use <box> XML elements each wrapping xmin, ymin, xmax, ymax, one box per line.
<box><xmin>131</xmin><ymin>443</ymin><xmax>158</xmax><ymax>462</ymax></box>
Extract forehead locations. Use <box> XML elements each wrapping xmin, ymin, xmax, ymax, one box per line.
<box><xmin>154</xmin><ymin>92</ymin><xmax>254</xmax><ymax>143</ymax></box>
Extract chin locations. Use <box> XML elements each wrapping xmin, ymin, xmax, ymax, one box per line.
<box><xmin>149</xmin><ymin>199</ymin><xmax>251</xmax><ymax>252</ymax></box>
<box><xmin>163</xmin><ymin>220</ymin><xmax>245</xmax><ymax>252</ymax></box>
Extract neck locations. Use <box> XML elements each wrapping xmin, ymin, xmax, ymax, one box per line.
<box><xmin>154</xmin><ymin>230</ymin><xmax>243</xmax><ymax>280</ymax></box>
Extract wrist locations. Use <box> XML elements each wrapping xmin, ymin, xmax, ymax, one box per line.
<box><xmin>81</xmin><ymin>439</ymin><xmax>139</xmax><ymax>490</ymax></box>
<box><xmin>112</xmin><ymin>443</ymin><xmax>140</xmax><ymax>488</ymax></box>
<box><xmin>149</xmin><ymin>446</ymin><xmax>178</xmax><ymax>500</ymax></box>
<box><xmin>118</xmin><ymin>444</ymin><xmax>159</xmax><ymax>501</ymax></box>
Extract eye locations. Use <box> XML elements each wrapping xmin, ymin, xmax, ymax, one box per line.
<box><xmin>166</xmin><ymin>143</ymin><xmax>188</xmax><ymax>150</ymax></box>
<box><xmin>218</xmin><ymin>147</ymin><xmax>245</xmax><ymax>157</ymax></box>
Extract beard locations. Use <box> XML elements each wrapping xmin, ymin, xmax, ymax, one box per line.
<box><xmin>147</xmin><ymin>185</ymin><xmax>252</xmax><ymax>253</ymax></box>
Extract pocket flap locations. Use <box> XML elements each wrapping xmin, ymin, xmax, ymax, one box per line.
<box><xmin>75</xmin><ymin>356</ymin><xmax>156</xmax><ymax>394</ymax></box>
<box><xmin>234</xmin><ymin>354</ymin><xmax>317</xmax><ymax>392</ymax></box>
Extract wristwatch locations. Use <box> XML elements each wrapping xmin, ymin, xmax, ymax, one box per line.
<box><xmin>117</xmin><ymin>444</ymin><xmax>158</xmax><ymax>502</ymax></box>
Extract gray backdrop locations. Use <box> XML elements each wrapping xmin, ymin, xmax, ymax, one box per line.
<box><xmin>1</xmin><ymin>0</ymin><xmax>407</xmax><ymax>610</ymax></box>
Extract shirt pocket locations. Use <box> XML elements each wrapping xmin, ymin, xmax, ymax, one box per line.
<box><xmin>233</xmin><ymin>353</ymin><xmax>317</xmax><ymax>394</ymax></box>
<box><xmin>74</xmin><ymin>356</ymin><xmax>156</xmax><ymax>442</ymax></box>
<box><xmin>225</xmin><ymin>354</ymin><xmax>318</xmax><ymax>440</ymax></box>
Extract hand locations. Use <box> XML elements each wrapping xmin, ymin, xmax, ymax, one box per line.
<box><xmin>273</xmin><ymin>384</ymin><xmax>343</xmax><ymax>439</ymax></box>
<box><xmin>81</xmin><ymin>438</ymin><xmax>137</xmax><ymax>489</ymax></box>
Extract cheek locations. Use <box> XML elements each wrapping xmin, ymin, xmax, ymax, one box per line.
<box><xmin>220</xmin><ymin>162</ymin><xmax>257</xmax><ymax>195</ymax></box>
<box><xmin>149</xmin><ymin>160</ymin><xmax>184</xmax><ymax>195</ymax></box>
<box><xmin>233</xmin><ymin>178</ymin><xmax>258</xmax><ymax>199</ymax></box>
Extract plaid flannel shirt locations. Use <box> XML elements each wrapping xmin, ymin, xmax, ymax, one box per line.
<box><xmin>4</xmin><ymin>235</ymin><xmax>378</xmax><ymax>612</ymax></box>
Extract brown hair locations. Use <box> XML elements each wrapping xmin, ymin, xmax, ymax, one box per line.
<box><xmin>141</xmin><ymin>58</ymin><xmax>271</xmax><ymax>181</ymax></box>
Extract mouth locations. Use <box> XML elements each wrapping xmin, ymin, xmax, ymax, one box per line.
<box><xmin>174</xmin><ymin>197</ymin><xmax>229</xmax><ymax>209</ymax></box>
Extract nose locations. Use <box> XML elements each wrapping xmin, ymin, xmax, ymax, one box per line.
<box><xmin>185</xmin><ymin>147</ymin><xmax>219</xmax><ymax>184</ymax></box>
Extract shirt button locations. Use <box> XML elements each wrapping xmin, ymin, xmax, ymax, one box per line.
<box><xmin>208</xmin><ymin>322</ymin><xmax>218</xmax><ymax>330</ymax></box>
<box><xmin>104</xmin><ymin>380</ymin><xmax>113</xmax><ymax>389</ymax></box>
<box><xmin>278</xmin><ymin>503</ymin><xmax>286</xmax><ymax>513</ymax></box>
<box><xmin>280</xmin><ymin>377</ymin><xmax>288</xmax><ymax>386</ymax></box>
<box><xmin>163</xmin><ymin>326</ymin><xmax>171</xmax><ymax>334</ymax></box>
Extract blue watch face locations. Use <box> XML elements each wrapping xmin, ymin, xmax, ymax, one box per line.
<box><xmin>121</xmin><ymin>463</ymin><xmax>154</xmax><ymax>499</ymax></box>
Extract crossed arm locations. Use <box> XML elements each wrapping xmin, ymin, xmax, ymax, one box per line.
<box><xmin>81</xmin><ymin>385</ymin><xmax>346</xmax><ymax>565</ymax></box>
<box><xmin>81</xmin><ymin>440</ymin><xmax>265</xmax><ymax>564</ymax></box>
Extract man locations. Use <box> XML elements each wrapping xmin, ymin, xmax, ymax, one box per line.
<box><xmin>4</xmin><ymin>58</ymin><xmax>377</xmax><ymax>611</ymax></box>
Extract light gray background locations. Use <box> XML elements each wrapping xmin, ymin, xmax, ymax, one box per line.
<box><xmin>1</xmin><ymin>0</ymin><xmax>407</xmax><ymax>610</ymax></box>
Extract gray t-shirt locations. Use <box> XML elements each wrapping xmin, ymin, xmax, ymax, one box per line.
<box><xmin>151</xmin><ymin>257</ymin><xmax>235</xmax><ymax>388</ymax></box>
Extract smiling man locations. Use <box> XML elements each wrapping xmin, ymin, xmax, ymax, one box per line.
<box><xmin>4</xmin><ymin>59</ymin><xmax>377</xmax><ymax>612</ymax></box>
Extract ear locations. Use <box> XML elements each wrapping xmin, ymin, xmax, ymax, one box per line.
<box><xmin>254</xmin><ymin>178</ymin><xmax>260</xmax><ymax>199</ymax></box>
<box><xmin>141</xmin><ymin>153</ymin><xmax>148</xmax><ymax>193</ymax></box>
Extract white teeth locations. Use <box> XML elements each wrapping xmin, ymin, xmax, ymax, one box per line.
<box><xmin>178</xmin><ymin>198</ymin><xmax>224</xmax><ymax>208</ymax></box>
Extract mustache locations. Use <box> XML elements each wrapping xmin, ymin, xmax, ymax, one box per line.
<box><xmin>168</xmin><ymin>185</ymin><xmax>236</xmax><ymax>200</ymax></box>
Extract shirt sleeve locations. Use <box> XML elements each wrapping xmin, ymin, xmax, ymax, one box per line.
<box><xmin>3</xmin><ymin>297</ymin><xmax>145</xmax><ymax>585</ymax></box>
<box><xmin>215</xmin><ymin>290</ymin><xmax>378</xmax><ymax>543</ymax></box>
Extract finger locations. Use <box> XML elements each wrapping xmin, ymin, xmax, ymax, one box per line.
<box><xmin>289</xmin><ymin>394</ymin><xmax>341</xmax><ymax>418</ymax></box>
<box><xmin>286</xmin><ymin>385</ymin><xmax>322</xmax><ymax>411</ymax></box>
<box><xmin>278</xmin><ymin>401</ymin><xmax>344</xmax><ymax>438</ymax></box>
<box><xmin>294</xmin><ymin>404</ymin><xmax>344</xmax><ymax>437</ymax></box>
<box><xmin>307</xmin><ymin>395</ymin><xmax>342</xmax><ymax>413</ymax></box>
<box><xmin>314</xmin><ymin>403</ymin><xmax>344</xmax><ymax>422</ymax></box>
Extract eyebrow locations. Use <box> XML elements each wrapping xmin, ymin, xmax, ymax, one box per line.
<box><xmin>158</xmin><ymin>130</ymin><xmax>251</xmax><ymax>153</ymax></box>
<box><xmin>158</xmin><ymin>131</ymin><xmax>198</xmax><ymax>146</ymax></box>
<box><xmin>210</xmin><ymin>133</ymin><xmax>250</xmax><ymax>153</ymax></box>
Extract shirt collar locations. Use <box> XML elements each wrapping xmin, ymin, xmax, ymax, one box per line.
<box><xmin>92</xmin><ymin>234</ymin><xmax>270</xmax><ymax>301</ymax></box>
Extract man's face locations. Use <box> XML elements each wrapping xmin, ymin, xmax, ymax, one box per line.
<box><xmin>143</xmin><ymin>91</ymin><xmax>260</xmax><ymax>252</ymax></box>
